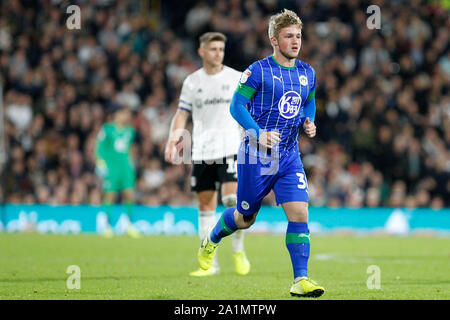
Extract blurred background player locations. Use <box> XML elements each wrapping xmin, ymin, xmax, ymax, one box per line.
<box><xmin>197</xmin><ymin>10</ymin><xmax>325</xmax><ymax>297</ymax></box>
<box><xmin>95</xmin><ymin>105</ymin><xmax>140</xmax><ymax>238</ymax></box>
<box><xmin>165</xmin><ymin>32</ymin><xmax>250</xmax><ymax>277</ymax></box>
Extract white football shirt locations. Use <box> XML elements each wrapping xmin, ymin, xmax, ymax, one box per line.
<box><xmin>178</xmin><ymin>65</ymin><xmax>242</xmax><ymax>161</ymax></box>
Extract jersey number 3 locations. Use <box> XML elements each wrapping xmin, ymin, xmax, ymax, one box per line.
<box><xmin>296</xmin><ymin>172</ymin><xmax>307</xmax><ymax>189</ymax></box>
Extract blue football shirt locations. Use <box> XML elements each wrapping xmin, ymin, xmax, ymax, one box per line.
<box><xmin>235</xmin><ymin>55</ymin><xmax>316</xmax><ymax>158</ymax></box>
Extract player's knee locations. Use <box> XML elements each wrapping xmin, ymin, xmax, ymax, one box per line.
<box><xmin>237</xmin><ymin>213</ymin><xmax>256</xmax><ymax>229</ymax></box>
<box><xmin>199</xmin><ymin>203</ymin><xmax>216</xmax><ymax>212</ymax></box>
<box><xmin>221</xmin><ymin>194</ymin><xmax>237</xmax><ymax>208</ymax></box>
<box><xmin>242</xmin><ymin>213</ymin><xmax>255</xmax><ymax>223</ymax></box>
<box><xmin>122</xmin><ymin>191</ymin><xmax>134</xmax><ymax>202</ymax></box>
<box><xmin>285</xmin><ymin>202</ymin><xmax>309</xmax><ymax>222</ymax></box>
<box><xmin>197</xmin><ymin>191</ymin><xmax>217</xmax><ymax>212</ymax></box>
<box><xmin>296</xmin><ymin>205</ymin><xmax>308</xmax><ymax>216</ymax></box>
<box><xmin>104</xmin><ymin>193</ymin><xmax>115</xmax><ymax>203</ymax></box>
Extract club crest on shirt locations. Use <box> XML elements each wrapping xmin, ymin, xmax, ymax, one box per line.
<box><xmin>299</xmin><ymin>75</ymin><xmax>308</xmax><ymax>86</ymax></box>
<box><xmin>278</xmin><ymin>91</ymin><xmax>302</xmax><ymax>119</ymax></box>
<box><xmin>194</xmin><ymin>98</ymin><xmax>203</xmax><ymax>109</ymax></box>
<box><xmin>240</xmin><ymin>69</ymin><xmax>251</xmax><ymax>84</ymax></box>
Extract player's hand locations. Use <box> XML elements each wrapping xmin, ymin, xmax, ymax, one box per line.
<box><xmin>303</xmin><ymin>117</ymin><xmax>316</xmax><ymax>138</ymax></box>
<box><xmin>258</xmin><ymin>131</ymin><xmax>281</xmax><ymax>149</ymax></box>
<box><xmin>95</xmin><ymin>159</ymin><xmax>108</xmax><ymax>178</ymax></box>
<box><xmin>164</xmin><ymin>140</ymin><xmax>181</xmax><ymax>164</ymax></box>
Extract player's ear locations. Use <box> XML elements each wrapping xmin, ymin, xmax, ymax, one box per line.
<box><xmin>270</xmin><ymin>37</ymin><xmax>278</xmax><ymax>47</ymax></box>
<box><xmin>198</xmin><ymin>47</ymin><xmax>203</xmax><ymax>58</ymax></box>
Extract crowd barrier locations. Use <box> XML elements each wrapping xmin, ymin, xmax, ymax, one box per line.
<box><xmin>1</xmin><ymin>204</ymin><xmax>449</xmax><ymax>236</ymax></box>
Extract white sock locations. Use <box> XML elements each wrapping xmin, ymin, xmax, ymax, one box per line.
<box><xmin>232</xmin><ymin>229</ymin><xmax>245</xmax><ymax>253</ymax></box>
<box><xmin>199</xmin><ymin>210</ymin><xmax>219</xmax><ymax>268</ymax></box>
<box><xmin>198</xmin><ymin>211</ymin><xmax>215</xmax><ymax>240</ymax></box>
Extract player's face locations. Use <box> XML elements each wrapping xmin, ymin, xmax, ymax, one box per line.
<box><xmin>199</xmin><ymin>40</ymin><xmax>225</xmax><ymax>67</ymax></box>
<box><xmin>274</xmin><ymin>25</ymin><xmax>302</xmax><ymax>59</ymax></box>
<box><xmin>115</xmin><ymin>108</ymin><xmax>131</xmax><ymax>125</ymax></box>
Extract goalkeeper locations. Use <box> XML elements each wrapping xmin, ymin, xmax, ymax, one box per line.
<box><xmin>95</xmin><ymin>105</ymin><xmax>140</xmax><ymax>238</ymax></box>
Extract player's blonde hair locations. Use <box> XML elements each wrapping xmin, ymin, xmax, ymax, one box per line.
<box><xmin>268</xmin><ymin>9</ymin><xmax>303</xmax><ymax>39</ymax></box>
<box><xmin>199</xmin><ymin>32</ymin><xmax>227</xmax><ymax>47</ymax></box>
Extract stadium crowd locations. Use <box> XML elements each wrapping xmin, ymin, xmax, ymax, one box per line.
<box><xmin>0</xmin><ymin>0</ymin><xmax>449</xmax><ymax>208</ymax></box>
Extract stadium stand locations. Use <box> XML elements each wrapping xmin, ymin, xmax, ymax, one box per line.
<box><xmin>0</xmin><ymin>0</ymin><xmax>448</xmax><ymax>208</ymax></box>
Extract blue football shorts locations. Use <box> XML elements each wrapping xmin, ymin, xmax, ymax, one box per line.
<box><xmin>236</xmin><ymin>146</ymin><xmax>309</xmax><ymax>216</ymax></box>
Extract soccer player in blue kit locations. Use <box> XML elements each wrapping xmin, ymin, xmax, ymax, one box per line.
<box><xmin>197</xmin><ymin>9</ymin><xmax>325</xmax><ymax>297</ymax></box>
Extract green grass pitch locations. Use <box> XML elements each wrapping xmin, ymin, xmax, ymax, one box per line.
<box><xmin>0</xmin><ymin>233</ymin><xmax>448</xmax><ymax>300</ymax></box>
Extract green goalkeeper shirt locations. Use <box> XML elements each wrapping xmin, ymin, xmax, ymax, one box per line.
<box><xmin>95</xmin><ymin>123</ymin><xmax>136</xmax><ymax>168</ymax></box>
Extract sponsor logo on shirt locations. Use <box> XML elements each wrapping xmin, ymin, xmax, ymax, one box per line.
<box><xmin>278</xmin><ymin>91</ymin><xmax>302</xmax><ymax>119</ymax></box>
<box><xmin>203</xmin><ymin>97</ymin><xmax>232</xmax><ymax>105</ymax></box>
